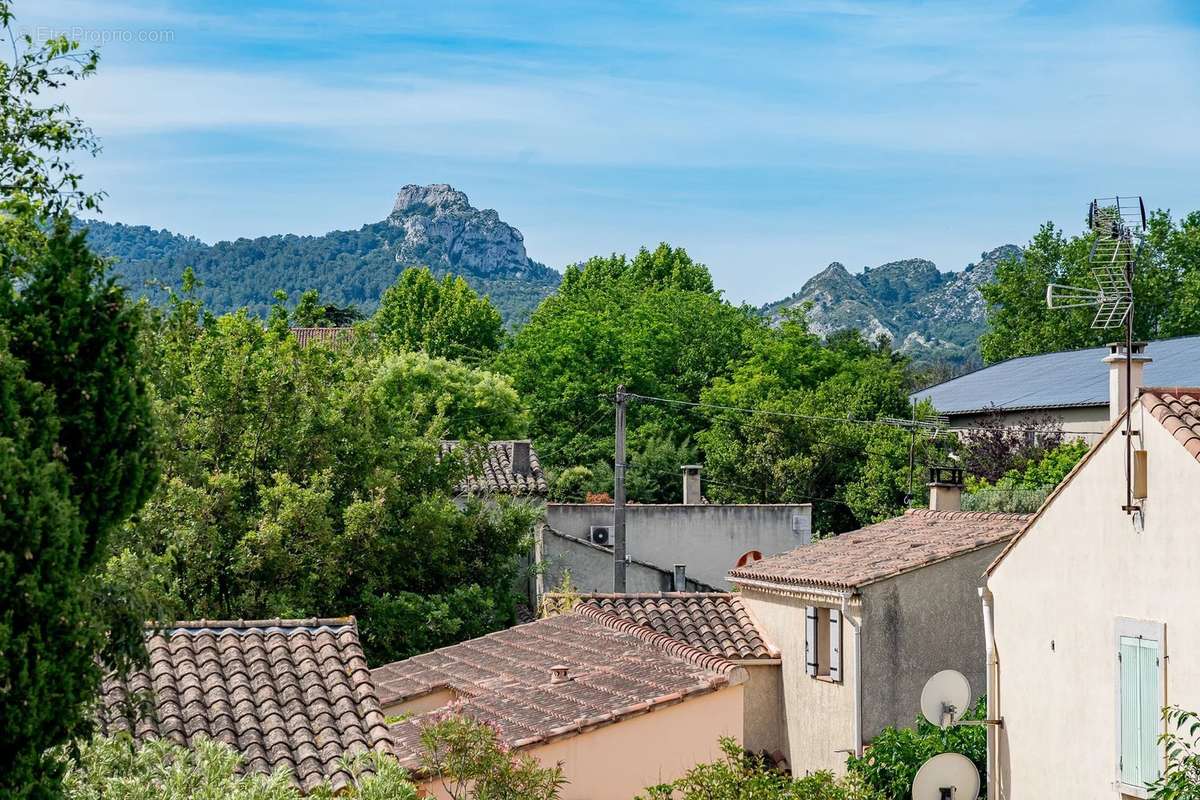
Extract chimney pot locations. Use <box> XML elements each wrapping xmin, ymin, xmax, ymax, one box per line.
<box><xmin>682</xmin><ymin>465</ymin><xmax>702</xmax><ymax>505</ymax></box>
<box><xmin>549</xmin><ymin>665</ymin><xmax>571</xmax><ymax>684</ymax></box>
<box><xmin>511</xmin><ymin>440</ymin><xmax>531</xmax><ymax>477</ymax></box>
<box><xmin>1103</xmin><ymin>342</ymin><xmax>1152</xmax><ymax>423</ymax></box>
<box><xmin>673</xmin><ymin>564</ymin><xmax>687</xmax><ymax>591</ymax></box>
<box><xmin>928</xmin><ymin>466</ymin><xmax>963</xmax><ymax>512</ymax></box>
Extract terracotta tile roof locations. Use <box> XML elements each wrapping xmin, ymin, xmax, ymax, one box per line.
<box><xmin>372</xmin><ymin>608</ymin><xmax>747</xmax><ymax>770</ymax></box>
<box><xmin>290</xmin><ymin>327</ymin><xmax>354</xmax><ymax>347</ymax></box>
<box><xmin>729</xmin><ymin>509</ymin><xmax>1031</xmax><ymax>591</ymax></box>
<box><xmin>541</xmin><ymin>593</ymin><xmax>777</xmax><ymax>661</ymax></box>
<box><xmin>439</xmin><ymin>440</ymin><xmax>548</xmax><ymax>496</ymax></box>
<box><xmin>1142</xmin><ymin>388</ymin><xmax>1200</xmax><ymax>461</ymax></box>
<box><xmin>98</xmin><ymin>617</ymin><xmax>391</xmax><ymax>793</ymax></box>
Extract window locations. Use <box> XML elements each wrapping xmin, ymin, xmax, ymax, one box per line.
<box><xmin>1117</xmin><ymin>619</ymin><xmax>1164</xmax><ymax>794</ymax></box>
<box><xmin>805</xmin><ymin>606</ymin><xmax>842</xmax><ymax>682</ymax></box>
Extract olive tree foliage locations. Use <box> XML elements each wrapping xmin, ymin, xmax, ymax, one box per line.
<box><xmin>372</xmin><ymin>267</ymin><xmax>505</xmax><ymax>359</ymax></box>
<box><xmin>639</xmin><ymin>738</ymin><xmax>881</xmax><ymax>800</ymax></box>
<box><xmin>109</xmin><ymin>285</ymin><xmax>536</xmax><ymax>664</ymax></box>
<box><xmin>980</xmin><ymin>210</ymin><xmax>1200</xmax><ymax>363</ymax></box>
<box><xmin>1151</xmin><ymin>706</ymin><xmax>1200</xmax><ymax>800</ymax></box>
<box><xmin>1</xmin><ymin>9</ymin><xmax>159</xmax><ymax>798</ymax></box>
<box><xmin>419</xmin><ymin>710</ymin><xmax>567</xmax><ymax>800</ymax></box>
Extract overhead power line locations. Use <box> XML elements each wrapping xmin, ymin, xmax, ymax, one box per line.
<box><xmin>624</xmin><ymin>392</ymin><xmax>1107</xmax><ymax>437</ymax></box>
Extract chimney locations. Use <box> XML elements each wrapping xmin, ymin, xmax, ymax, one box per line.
<box><xmin>682</xmin><ymin>465</ymin><xmax>702</xmax><ymax>505</ymax></box>
<box><xmin>673</xmin><ymin>564</ymin><xmax>687</xmax><ymax>591</ymax></box>
<box><xmin>928</xmin><ymin>466</ymin><xmax>963</xmax><ymax>512</ymax></box>
<box><xmin>1103</xmin><ymin>342</ymin><xmax>1152</xmax><ymax>422</ymax></box>
<box><xmin>511</xmin><ymin>440</ymin><xmax>531</xmax><ymax>477</ymax></box>
<box><xmin>548</xmin><ymin>665</ymin><xmax>571</xmax><ymax>684</ymax></box>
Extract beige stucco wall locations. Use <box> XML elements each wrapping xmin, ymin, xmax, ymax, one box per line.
<box><xmin>988</xmin><ymin>409</ymin><xmax>1200</xmax><ymax>798</ymax></box>
<box><xmin>739</xmin><ymin>588</ymin><xmax>859</xmax><ymax>775</ymax></box>
<box><xmin>859</xmin><ymin>543</ymin><xmax>1001</xmax><ymax>739</ymax></box>
<box><xmin>741</xmin><ymin>662</ymin><xmax>787</xmax><ymax>758</ymax></box>
<box><xmin>950</xmin><ymin>405</ymin><xmax>1109</xmax><ymax>443</ymax></box>
<box><xmin>418</xmin><ymin>685</ymin><xmax>743</xmax><ymax>800</ymax></box>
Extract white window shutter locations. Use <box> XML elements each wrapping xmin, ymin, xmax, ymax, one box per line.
<box><xmin>805</xmin><ymin>607</ymin><xmax>818</xmax><ymax>677</ymax></box>
<box><xmin>829</xmin><ymin>608</ymin><xmax>843</xmax><ymax>682</ymax></box>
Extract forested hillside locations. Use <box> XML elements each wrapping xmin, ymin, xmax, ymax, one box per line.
<box><xmin>77</xmin><ymin>184</ymin><xmax>562</xmax><ymax>324</ymax></box>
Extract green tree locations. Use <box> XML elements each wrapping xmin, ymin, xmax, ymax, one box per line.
<box><xmin>112</xmin><ymin>290</ymin><xmax>535</xmax><ymax>663</ymax></box>
<box><xmin>640</xmin><ymin>738</ymin><xmax>881</xmax><ymax>800</ymax></box>
<box><xmin>1</xmin><ymin>222</ymin><xmax>159</xmax><ymax>796</ymax></box>
<box><xmin>368</xmin><ymin>350</ymin><xmax>527</xmax><ymax>440</ymax></box>
<box><xmin>373</xmin><ymin>267</ymin><xmax>504</xmax><ymax>359</ymax></box>
<box><xmin>846</xmin><ymin>699</ymin><xmax>986</xmax><ymax>800</ymax></box>
<box><xmin>980</xmin><ymin>211</ymin><xmax>1200</xmax><ymax>363</ymax></box>
<box><xmin>499</xmin><ymin>244</ymin><xmax>755</xmax><ymax>480</ymax></box>
<box><xmin>1</xmin><ymin>12</ymin><xmax>159</xmax><ymax>793</ymax></box>
<box><xmin>696</xmin><ymin>311</ymin><xmax>919</xmax><ymax>532</ymax></box>
<box><xmin>0</xmin><ymin>6</ymin><xmax>101</xmax><ymax>218</ymax></box>
<box><xmin>419</xmin><ymin>712</ymin><xmax>567</xmax><ymax>800</ymax></box>
<box><xmin>1150</xmin><ymin>706</ymin><xmax>1200</xmax><ymax>800</ymax></box>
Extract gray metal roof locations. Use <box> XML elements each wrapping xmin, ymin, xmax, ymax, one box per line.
<box><xmin>911</xmin><ymin>335</ymin><xmax>1200</xmax><ymax>415</ymax></box>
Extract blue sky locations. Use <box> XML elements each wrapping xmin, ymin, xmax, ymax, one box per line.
<box><xmin>25</xmin><ymin>0</ymin><xmax>1200</xmax><ymax>305</ymax></box>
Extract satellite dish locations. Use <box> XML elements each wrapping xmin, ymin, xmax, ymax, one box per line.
<box><xmin>912</xmin><ymin>752</ymin><xmax>980</xmax><ymax>800</ymax></box>
<box><xmin>920</xmin><ymin>669</ymin><xmax>971</xmax><ymax>728</ymax></box>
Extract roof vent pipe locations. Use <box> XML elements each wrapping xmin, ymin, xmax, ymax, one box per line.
<box><xmin>511</xmin><ymin>440</ymin><xmax>531</xmax><ymax>477</ymax></box>
<box><xmin>549</xmin><ymin>665</ymin><xmax>571</xmax><ymax>684</ymax></box>
<box><xmin>673</xmin><ymin>564</ymin><xmax>687</xmax><ymax>591</ymax></box>
<box><xmin>682</xmin><ymin>465</ymin><xmax>702</xmax><ymax>505</ymax></box>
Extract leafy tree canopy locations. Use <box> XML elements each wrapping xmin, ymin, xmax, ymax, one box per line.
<box><xmin>109</xmin><ymin>285</ymin><xmax>535</xmax><ymax>664</ymax></box>
<box><xmin>980</xmin><ymin>210</ymin><xmax>1200</xmax><ymax>363</ymax></box>
<box><xmin>696</xmin><ymin>312</ymin><xmax>923</xmax><ymax>533</ymax></box>
<box><xmin>372</xmin><ymin>267</ymin><xmax>504</xmax><ymax>359</ymax></box>
<box><xmin>498</xmin><ymin>244</ymin><xmax>755</xmax><ymax>484</ymax></box>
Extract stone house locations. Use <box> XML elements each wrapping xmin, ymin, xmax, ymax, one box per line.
<box><xmin>728</xmin><ymin>504</ymin><xmax>1029</xmax><ymax>775</ymax></box>
<box><xmin>541</xmin><ymin>591</ymin><xmax>786</xmax><ymax>763</ymax></box>
<box><xmin>372</xmin><ymin>602</ymin><xmax>747</xmax><ymax>800</ymax></box>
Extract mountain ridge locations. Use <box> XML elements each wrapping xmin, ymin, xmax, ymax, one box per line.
<box><xmin>78</xmin><ymin>184</ymin><xmax>562</xmax><ymax>324</ymax></box>
<box><xmin>761</xmin><ymin>245</ymin><xmax>1022</xmax><ymax>366</ymax></box>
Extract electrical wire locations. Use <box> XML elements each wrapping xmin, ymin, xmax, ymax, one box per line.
<box><xmin>624</xmin><ymin>391</ymin><xmax>1107</xmax><ymax>436</ymax></box>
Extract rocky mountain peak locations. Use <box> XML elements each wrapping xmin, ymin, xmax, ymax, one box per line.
<box><xmin>391</xmin><ymin>183</ymin><xmax>471</xmax><ymax>215</ymax></box>
<box><xmin>761</xmin><ymin>244</ymin><xmax>1023</xmax><ymax>367</ymax></box>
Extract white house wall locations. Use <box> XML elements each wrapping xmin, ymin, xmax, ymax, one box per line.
<box><xmin>988</xmin><ymin>408</ymin><xmax>1200</xmax><ymax>798</ymax></box>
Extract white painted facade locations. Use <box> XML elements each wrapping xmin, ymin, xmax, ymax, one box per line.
<box><xmin>986</xmin><ymin>400</ymin><xmax>1200</xmax><ymax>798</ymax></box>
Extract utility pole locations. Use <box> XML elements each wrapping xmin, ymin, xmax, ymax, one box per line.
<box><xmin>613</xmin><ymin>384</ymin><xmax>628</xmax><ymax>592</ymax></box>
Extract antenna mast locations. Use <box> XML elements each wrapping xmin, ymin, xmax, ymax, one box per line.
<box><xmin>1045</xmin><ymin>196</ymin><xmax>1147</xmax><ymax>514</ymax></box>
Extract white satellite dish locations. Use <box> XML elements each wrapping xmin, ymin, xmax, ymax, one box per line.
<box><xmin>911</xmin><ymin>752</ymin><xmax>980</xmax><ymax>800</ymax></box>
<box><xmin>920</xmin><ymin>669</ymin><xmax>971</xmax><ymax>728</ymax></box>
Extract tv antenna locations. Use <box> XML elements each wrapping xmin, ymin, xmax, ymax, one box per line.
<box><xmin>882</xmin><ymin>403</ymin><xmax>950</xmax><ymax>505</ymax></box>
<box><xmin>1045</xmin><ymin>196</ymin><xmax>1147</xmax><ymax>515</ymax></box>
<box><xmin>911</xmin><ymin>669</ymin><xmax>998</xmax><ymax>799</ymax></box>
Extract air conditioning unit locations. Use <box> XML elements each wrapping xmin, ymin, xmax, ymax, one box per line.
<box><xmin>589</xmin><ymin>525</ymin><xmax>612</xmax><ymax>546</ymax></box>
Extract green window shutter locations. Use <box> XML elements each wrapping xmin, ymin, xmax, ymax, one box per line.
<box><xmin>1138</xmin><ymin>638</ymin><xmax>1161</xmax><ymax>786</ymax></box>
<box><xmin>1120</xmin><ymin>636</ymin><xmax>1140</xmax><ymax>785</ymax></box>
<box><xmin>1119</xmin><ymin>634</ymin><xmax>1161</xmax><ymax>788</ymax></box>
